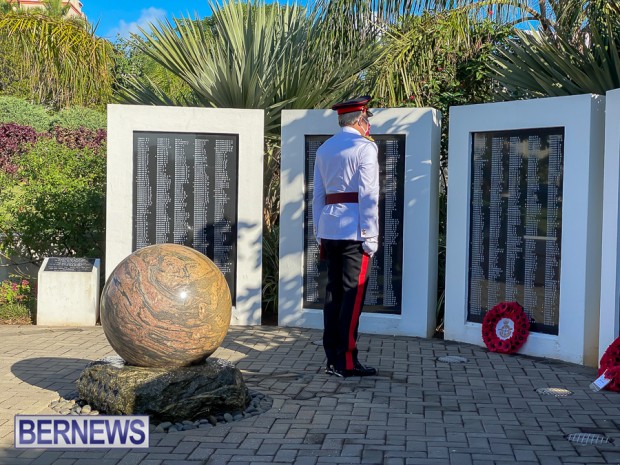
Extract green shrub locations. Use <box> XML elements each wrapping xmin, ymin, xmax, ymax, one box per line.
<box><xmin>50</xmin><ymin>106</ymin><xmax>107</xmax><ymax>130</ymax></box>
<box><xmin>0</xmin><ymin>96</ymin><xmax>51</xmax><ymax>132</ymax></box>
<box><xmin>262</xmin><ymin>225</ymin><xmax>279</xmax><ymax>321</ymax></box>
<box><xmin>0</xmin><ymin>302</ymin><xmax>32</xmax><ymax>324</ymax></box>
<box><xmin>0</xmin><ymin>137</ymin><xmax>106</xmax><ymax>262</ymax></box>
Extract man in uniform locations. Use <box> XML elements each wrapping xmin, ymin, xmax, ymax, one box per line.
<box><xmin>313</xmin><ymin>95</ymin><xmax>379</xmax><ymax>378</ymax></box>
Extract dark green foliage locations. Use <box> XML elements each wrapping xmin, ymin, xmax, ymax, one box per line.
<box><xmin>0</xmin><ymin>0</ymin><xmax>12</xmax><ymax>14</ymax></box>
<box><xmin>0</xmin><ymin>96</ymin><xmax>51</xmax><ymax>132</ymax></box>
<box><xmin>50</xmin><ymin>106</ymin><xmax>107</xmax><ymax>130</ymax></box>
<box><xmin>0</xmin><ymin>137</ymin><xmax>106</xmax><ymax>263</ymax></box>
<box><xmin>112</xmin><ymin>34</ymin><xmax>194</xmax><ymax>106</ymax></box>
<box><xmin>370</xmin><ymin>13</ymin><xmax>511</xmax><ymax>174</ymax></box>
<box><xmin>0</xmin><ymin>106</ymin><xmax>107</xmax><ymax>316</ymax></box>
<box><xmin>118</xmin><ymin>2</ymin><xmax>371</xmax><ymax>135</ymax></box>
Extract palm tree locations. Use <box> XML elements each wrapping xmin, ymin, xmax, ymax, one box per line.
<box><xmin>315</xmin><ymin>0</ymin><xmax>620</xmax><ymax>97</ymax></box>
<box><xmin>488</xmin><ymin>0</ymin><xmax>620</xmax><ymax>97</ymax></box>
<box><xmin>365</xmin><ymin>10</ymin><xmax>510</xmax><ymax>107</ymax></box>
<box><xmin>121</xmin><ymin>0</ymin><xmax>372</xmax><ymax>230</ymax></box>
<box><xmin>0</xmin><ymin>10</ymin><xmax>115</xmax><ymax>107</ymax></box>
<box><xmin>314</xmin><ymin>0</ymin><xmax>562</xmax><ymax>29</ymax></box>
<box><xmin>113</xmin><ymin>35</ymin><xmax>194</xmax><ymax>106</ymax></box>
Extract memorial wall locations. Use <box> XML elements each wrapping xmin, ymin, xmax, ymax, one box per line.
<box><xmin>279</xmin><ymin>108</ymin><xmax>440</xmax><ymax>337</ymax></box>
<box><xmin>106</xmin><ymin>105</ymin><xmax>264</xmax><ymax>325</ymax></box>
<box><xmin>444</xmin><ymin>95</ymin><xmax>604</xmax><ymax>366</ymax></box>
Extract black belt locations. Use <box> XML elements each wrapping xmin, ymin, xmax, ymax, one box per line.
<box><xmin>325</xmin><ymin>192</ymin><xmax>358</xmax><ymax>204</ymax></box>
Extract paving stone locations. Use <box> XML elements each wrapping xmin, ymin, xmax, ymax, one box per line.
<box><xmin>27</xmin><ymin>452</ymin><xmax>66</xmax><ymax>465</ymax></box>
<box><xmin>165</xmin><ymin>440</ymin><xmax>198</xmax><ymax>456</ymax></box>
<box><xmin>116</xmin><ymin>453</ymin><xmax>148</xmax><ymax>465</ymax></box>
<box><xmin>2</xmin><ymin>326</ymin><xmax>620</xmax><ymax>465</ymax></box>
<box><xmin>449</xmin><ymin>453</ymin><xmax>472</xmax><ymax>465</ymax></box>
<box><xmin>292</xmin><ymin>457</ymin><xmax>318</xmax><ymax>465</ymax></box>
<box><xmin>256</xmin><ymin>443</ymin><xmax>281</xmax><ymax>455</ymax></box>
<box><xmin>273</xmin><ymin>449</ymin><xmax>298</xmax><ymax>463</ymax></box>
<box><xmin>74</xmin><ymin>460</ymin><xmax>124</xmax><ymax>465</ymax></box>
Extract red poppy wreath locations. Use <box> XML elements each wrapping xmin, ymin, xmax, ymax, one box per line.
<box><xmin>598</xmin><ymin>337</ymin><xmax>620</xmax><ymax>392</ymax></box>
<box><xmin>482</xmin><ymin>301</ymin><xmax>530</xmax><ymax>354</ymax></box>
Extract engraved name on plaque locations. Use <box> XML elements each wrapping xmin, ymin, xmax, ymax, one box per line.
<box><xmin>133</xmin><ymin>131</ymin><xmax>238</xmax><ymax>301</ymax></box>
<box><xmin>303</xmin><ymin>134</ymin><xmax>405</xmax><ymax>314</ymax></box>
<box><xmin>468</xmin><ymin>127</ymin><xmax>564</xmax><ymax>334</ymax></box>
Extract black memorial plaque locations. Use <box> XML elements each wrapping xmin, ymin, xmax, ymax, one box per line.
<box><xmin>133</xmin><ymin>131</ymin><xmax>238</xmax><ymax>302</ymax></box>
<box><xmin>44</xmin><ymin>257</ymin><xmax>96</xmax><ymax>272</ymax></box>
<box><xmin>303</xmin><ymin>134</ymin><xmax>405</xmax><ymax>314</ymax></box>
<box><xmin>468</xmin><ymin>127</ymin><xmax>564</xmax><ymax>334</ymax></box>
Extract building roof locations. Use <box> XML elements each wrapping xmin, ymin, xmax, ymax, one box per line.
<box><xmin>8</xmin><ymin>0</ymin><xmax>85</xmax><ymax>19</ymax></box>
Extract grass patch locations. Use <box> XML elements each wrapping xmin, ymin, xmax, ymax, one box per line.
<box><xmin>0</xmin><ymin>302</ymin><xmax>32</xmax><ymax>325</ymax></box>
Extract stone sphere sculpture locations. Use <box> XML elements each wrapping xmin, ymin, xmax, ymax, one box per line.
<box><xmin>100</xmin><ymin>244</ymin><xmax>232</xmax><ymax>367</ymax></box>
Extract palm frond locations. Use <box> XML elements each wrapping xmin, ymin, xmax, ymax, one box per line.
<box><xmin>0</xmin><ymin>10</ymin><xmax>114</xmax><ymax>107</ymax></box>
<box><xmin>488</xmin><ymin>1</ymin><xmax>620</xmax><ymax>97</ymax></box>
<box><xmin>367</xmin><ymin>9</ymin><xmax>509</xmax><ymax>106</ymax></box>
<box><xmin>119</xmin><ymin>0</ymin><xmax>371</xmax><ymax>136</ymax></box>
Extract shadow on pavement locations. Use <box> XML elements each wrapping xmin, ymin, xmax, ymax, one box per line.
<box><xmin>11</xmin><ymin>357</ymin><xmax>92</xmax><ymax>398</ymax></box>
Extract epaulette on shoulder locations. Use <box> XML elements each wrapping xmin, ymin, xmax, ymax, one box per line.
<box><xmin>363</xmin><ymin>135</ymin><xmax>375</xmax><ymax>142</ymax></box>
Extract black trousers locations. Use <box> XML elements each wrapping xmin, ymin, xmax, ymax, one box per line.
<box><xmin>322</xmin><ymin>239</ymin><xmax>372</xmax><ymax>371</ymax></box>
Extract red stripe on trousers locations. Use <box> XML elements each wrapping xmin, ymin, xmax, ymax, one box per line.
<box><xmin>346</xmin><ymin>253</ymin><xmax>369</xmax><ymax>370</ymax></box>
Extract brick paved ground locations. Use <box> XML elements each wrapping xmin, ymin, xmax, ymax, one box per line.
<box><xmin>1</xmin><ymin>325</ymin><xmax>619</xmax><ymax>465</ymax></box>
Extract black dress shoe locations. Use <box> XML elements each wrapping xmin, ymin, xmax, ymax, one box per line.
<box><xmin>353</xmin><ymin>362</ymin><xmax>377</xmax><ymax>376</ymax></box>
<box><xmin>332</xmin><ymin>364</ymin><xmax>377</xmax><ymax>378</ymax></box>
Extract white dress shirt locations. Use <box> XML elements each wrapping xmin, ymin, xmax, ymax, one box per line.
<box><xmin>313</xmin><ymin>126</ymin><xmax>379</xmax><ymax>241</ymax></box>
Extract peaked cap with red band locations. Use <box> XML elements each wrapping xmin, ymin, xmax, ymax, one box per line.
<box><xmin>332</xmin><ymin>95</ymin><xmax>374</xmax><ymax>116</ymax></box>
